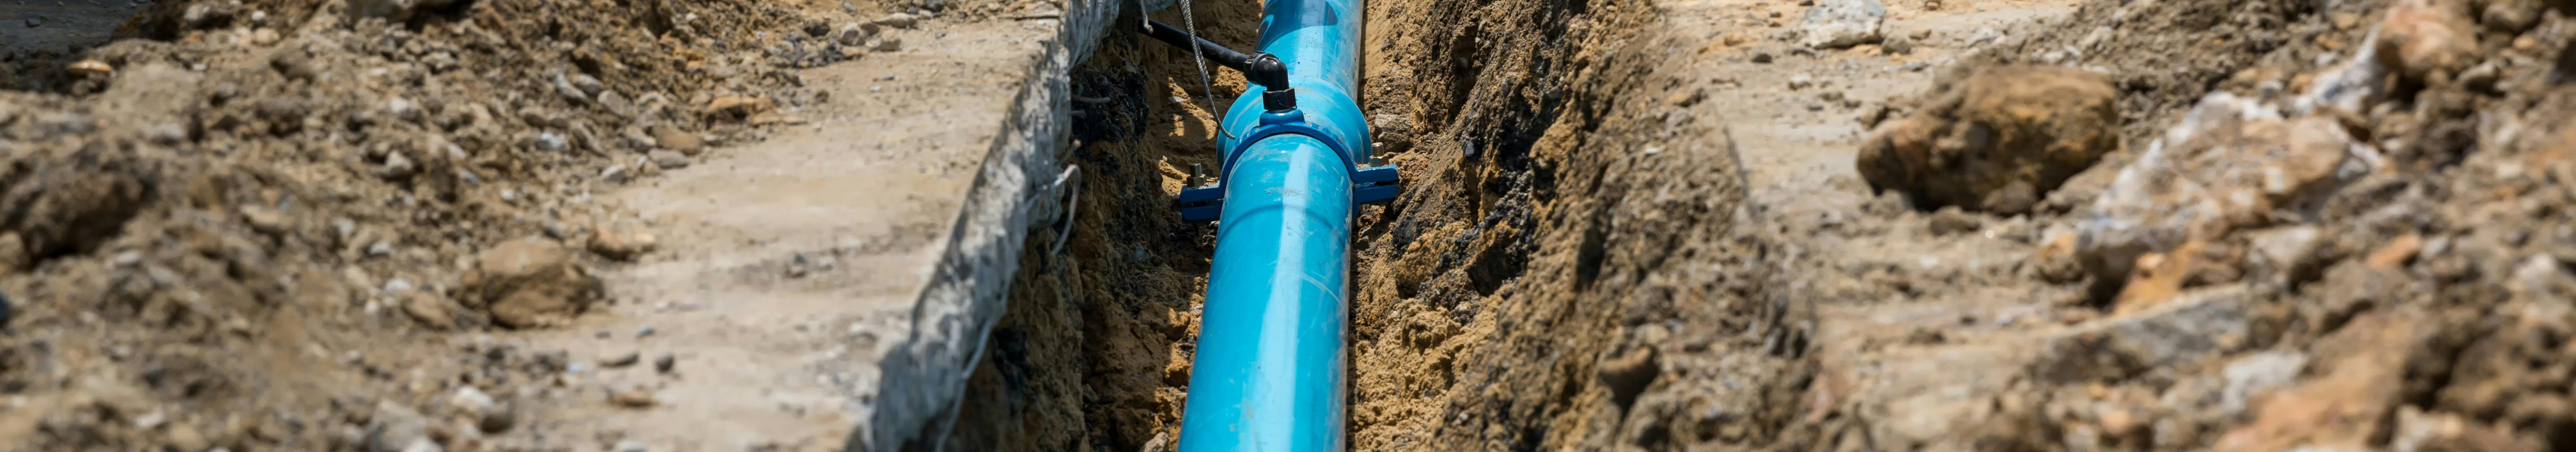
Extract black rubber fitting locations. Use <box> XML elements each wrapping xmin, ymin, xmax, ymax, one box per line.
<box><xmin>1248</xmin><ymin>53</ymin><xmax>1296</xmax><ymax>112</ymax></box>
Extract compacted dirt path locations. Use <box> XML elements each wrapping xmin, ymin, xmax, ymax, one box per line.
<box><xmin>503</xmin><ymin>18</ymin><xmax>1059</xmax><ymax>452</ymax></box>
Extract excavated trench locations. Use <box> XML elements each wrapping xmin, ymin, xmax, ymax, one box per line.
<box><xmin>945</xmin><ymin>0</ymin><xmax>1820</xmax><ymax>449</ymax></box>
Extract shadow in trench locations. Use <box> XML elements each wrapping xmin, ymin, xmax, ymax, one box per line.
<box><xmin>2</xmin><ymin>0</ymin><xmax>148</xmax><ymax>91</ymax></box>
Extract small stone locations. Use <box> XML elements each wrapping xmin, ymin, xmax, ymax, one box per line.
<box><xmin>1797</xmin><ymin>0</ymin><xmax>1887</xmax><ymax>49</ymax></box>
<box><xmin>466</xmin><ymin>237</ymin><xmax>601</xmax><ymax>328</ymax></box>
<box><xmin>1927</xmin><ymin>207</ymin><xmax>1981</xmax><ymax>235</ymax></box>
<box><xmin>602</xmin><ymin>352</ymin><xmax>642</xmax><ymax>368</ymax></box>
<box><xmin>23</xmin><ymin>17</ymin><xmax>39</xmax><ymax>28</ymax></box>
<box><xmin>2481</xmin><ymin>0</ymin><xmax>2541</xmax><ymax>33</ymax></box>
<box><xmin>599</xmin><ymin>91</ymin><xmax>636</xmax><ymax>118</ymax></box>
<box><xmin>535</xmin><ymin>132</ymin><xmax>569</xmax><ymax>152</ymax></box>
<box><xmin>870</xmin><ymin>35</ymin><xmax>903</xmax><ymax>52</ymax></box>
<box><xmin>875</xmin><ymin>12</ymin><xmax>919</xmax><ymax>28</ymax></box>
<box><xmin>449</xmin><ymin>386</ymin><xmax>496</xmax><ymax>416</ymax></box>
<box><xmin>240</xmin><ymin>206</ymin><xmax>293</xmax><ymax>236</ymax></box>
<box><xmin>2457</xmin><ymin>61</ymin><xmax>2500</xmax><ymax>91</ymax></box>
<box><xmin>571</xmin><ymin>74</ymin><xmax>605</xmax><ymax>96</ymax></box>
<box><xmin>476</xmin><ymin>399</ymin><xmax>516</xmax><ymax>433</ymax></box>
<box><xmin>587</xmin><ymin>222</ymin><xmax>660</xmax><ymax>261</ymax></box>
<box><xmin>1881</xmin><ymin>35</ymin><xmax>1914</xmax><ymax>54</ymax></box>
<box><xmin>68</xmin><ymin>60</ymin><xmax>114</xmax><ymax>77</ymax></box>
<box><xmin>609</xmin><ymin>387</ymin><xmax>657</xmax><ymax>409</ymax></box>
<box><xmin>1966</xmin><ymin>26</ymin><xmax>2002</xmax><ymax>46</ymax></box>
<box><xmin>1750</xmin><ymin>51</ymin><xmax>1775</xmax><ymax>63</ymax></box>
<box><xmin>652</xmin><ymin>125</ymin><xmax>705</xmax><ymax>155</ymax></box>
<box><xmin>836</xmin><ymin>23</ymin><xmax>869</xmax><ymax>46</ymax></box>
<box><xmin>2245</xmin><ymin>226</ymin><xmax>2322</xmax><ymax>280</ymax></box>
<box><xmin>404</xmin><ymin>292</ymin><xmax>456</xmax><ymax>330</ymax></box>
<box><xmin>1787</xmin><ymin>74</ymin><xmax>1815</xmax><ymax>90</ymax></box>
<box><xmin>654</xmin><ymin>355</ymin><xmax>676</xmax><ymax>374</ymax></box>
<box><xmin>368</xmin><ymin>401</ymin><xmax>431</xmax><ymax>452</ymax></box>
<box><xmin>551</xmin><ymin>73</ymin><xmax>589</xmax><ymax>104</ymax></box>
<box><xmin>615</xmin><ymin>440</ymin><xmax>649</xmax><ymax>452</ymax></box>
<box><xmin>381</xmin><ymin>151</ymin><xmax>418</xmax><ymax>179</ymax></box>
<box><xmin>636</xmin><ymin>325</ymin><xmax>657</xmax><ymax>338</ymax></box>
<box><xmin>385</xmin><ymin>96</ymin><xmax>422</xmax><ymax>122</ymax></box>
<box><xmin>649</xmin><ymin>150</ymin><xmax>692</xmax><ymax>170</ymax></box>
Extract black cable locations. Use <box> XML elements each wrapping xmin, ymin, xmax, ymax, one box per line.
<box><xmin>1143</xmin><ymin>19</ymin><xmax>1252</xmax><ymax>73</ymax></box>
<box><xmin>1139</xmin><ymin>19</ymin><xmax>1295</xmax><ymax>112</ymax></box>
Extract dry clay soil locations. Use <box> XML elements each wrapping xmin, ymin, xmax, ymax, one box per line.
<box><xmin>12</xmin><ymin>0</ymin><xmax>2576</xmax><ymax>449</ymax></box>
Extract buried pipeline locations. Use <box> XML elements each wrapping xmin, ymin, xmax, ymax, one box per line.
<box><xmin>1147</xmin><ymin>0</ymin><xmax>1395</xmax><ymax>448</ymax></box>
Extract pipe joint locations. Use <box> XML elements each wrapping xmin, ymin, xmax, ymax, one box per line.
<box><xmin>1248</xmin><ymin>53</ymin><xmax>1297</xmax><ymax>112</ymax></box>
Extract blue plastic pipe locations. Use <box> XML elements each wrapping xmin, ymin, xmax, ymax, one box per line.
<box><xmin>1174</xmin><ymin>0</ymin><xmax>1367</xmax><ymax>449</ymax></box>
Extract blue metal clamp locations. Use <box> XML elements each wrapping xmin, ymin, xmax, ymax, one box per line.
<box><xmin>1175</xmin><ymin>109</ymin><xmax>1399</xmax><ymax>222</ymax></box>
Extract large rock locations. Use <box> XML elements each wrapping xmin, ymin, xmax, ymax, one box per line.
<box><xmin>2375</xmin><ymin>0</ymin><xmax>2479</xmax><ymax>83</ymax></box>
<box><xmin>1856</xmin><ymin>65</ymin><xmax>2120</xmax><ymax>213</ymax></box>
<box><xmin>1798</xmin><ymin>0</ymin><xmax>1887</xmax><ymax>49</ymax></box>
<box><xmin>465</xmin><ymin>237</ymin><xmax>600</xmax><ymax>328</ymax></box>
<box><xmin>2076</xmin><ymin>93</ymin><xmax>2383</xmax><ymax>288</ymax></box>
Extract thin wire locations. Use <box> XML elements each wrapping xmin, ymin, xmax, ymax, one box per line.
<box><xmin>1047</xmin><ymin>165</ymin><xmax>1081</xmax><ymax>256</ymax></box>
<box><xmin>1180</xmin><ymin>0</ymin><xmax>1220</xmax><ymax>119</ymax></box>
<box><xmin>1135</xmin><ymin>0</ymin><xmax>1151</xmax><ymax>35</ymax></box>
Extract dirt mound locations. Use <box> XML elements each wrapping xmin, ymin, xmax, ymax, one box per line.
<box><xmin>0</xmin><ymin>0</ymin><xmax>864</xmax><ymax>448</ymax></box>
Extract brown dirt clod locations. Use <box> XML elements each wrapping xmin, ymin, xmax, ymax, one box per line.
<box><xmin>467</xmin><ymin>237</ymin><xmax>600</xmax><ymax>329</ymax></box>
